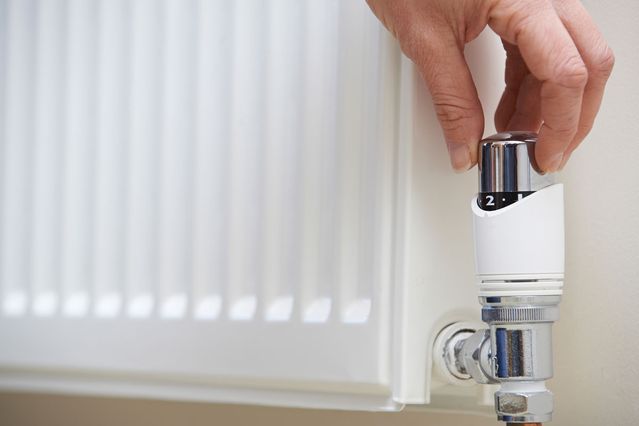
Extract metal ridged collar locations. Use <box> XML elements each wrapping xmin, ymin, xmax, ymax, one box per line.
<box><xmin>482</xmin><ymin>306</ymin><xmax>560</xmax><ymax>323</ymax></box>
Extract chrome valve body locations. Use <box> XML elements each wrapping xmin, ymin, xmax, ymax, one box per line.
<box><xmin>437</xmin><ymin>296</ymin><xmax>558</xmax><ymax>423</ymax></box>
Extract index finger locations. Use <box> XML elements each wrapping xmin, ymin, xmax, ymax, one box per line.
<box><xmin>488</xmin><ymin>0</ymin><xmax>588</xmax><ymax>172</ymax></box>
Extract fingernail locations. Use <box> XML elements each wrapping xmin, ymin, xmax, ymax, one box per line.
<box><xmin>448</xmin><ymin>144</ymin><xmax>471</xmax><ymax>173</ymax></box>
<box><xmin>545</xmin><ymin>152</ymin><xmax>564</xmax><ymax>173</ymax></box>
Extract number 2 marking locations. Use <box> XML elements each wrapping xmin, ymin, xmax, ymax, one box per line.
<box><xmin>486</xmin><ymin>195</ymin><xmax>495</xmax><ymax>206</ymax></box>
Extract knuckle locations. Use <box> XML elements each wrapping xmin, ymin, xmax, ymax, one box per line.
<box><xmin>395</xmin><ymin>18</ymin><xmax>434</xmax><ymax>63</ymax></box>
<box><xmin>591</xmin><ymin>45</ymin><xmax>615</xmax><ymax>81</ymax></box>
<box><xmin>506</xmin><ymin>1</ymin><xmax>545</xmax><ymax>40</ymax></box>
<box><xmin>432</xmin><ymin>92</ymin><xmax>479</xmax><ymax>132</ymax></box>
<box><xmin>396</xmin><ymin>21</ymin><xmax>423</xmax><ymax>59</ymax></box>
<box><xmin>553</xmin><ymin>54</ymin><xmax>589</xmax><ymax>89</ymax></box>
<box><xmin>393</xmin><ymin>8</ymin><xmax>450</xmax><ymax>66</ymax></box>
<box><xmin>367</xmin><ymin>1</ymin><xmax>432</xmax><ymax>62</ymax></box>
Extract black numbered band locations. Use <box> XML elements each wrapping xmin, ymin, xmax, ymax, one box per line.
<box><xmin>478</xmin><ymin>191</ymin><xmax>534</xmax><ymax>211</ymax></box>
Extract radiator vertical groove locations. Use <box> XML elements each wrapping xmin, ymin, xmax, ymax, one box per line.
<box><xmin>336</xmin><ymin>0</ymin><xmax>367</xmax><ymax>322</ymax></box>
<box><xmin>226</xmin><ymin>0</ymin><xmax>266</xmax><ymax>321</ymax></box>
<box><xmin>157</xmin><ymin>0</ymin><xmax>196</xmax><ymax>319</ymax></box>
<box><xmin>125</xmin><ymin>0</ymin><xmax>161</xmax><ymax>318</ymax></box>
<box><xmin>360</xmin><ymin>15</ymin><xmax>384</xmax><ymax>321</ymax></box>
<box><xmin>61</xmin><ymin>0</ymin><xmax>97</xmax><ymax>318</ymax></box>
<box><xmin>0</xmin><ymin>1</ymin><xmax>5</xmax><ymax>303</ymax></box>
<box><xmin>1</xmin><ymin>0</ymin><xmax>37</xmax><ymax>316</ymax></box>
<box><xmin>191</xmin><ymin>0</ymin><xmax>232</xmax><ymax>321</ymax></box>
<box><xmin>373</xmin><ymin>30</ymin><xmax>401</xmax><ymax>382</ymax></box>
<box><xmin>93</xmin><ymin>0</ymin><xmax>130</xmax><ymax>318</ymax></box>
<box><xmin>30</xmin><ymin>0</ymin><xmax>66</xmax><ymax>317</ymax></box>
<box><xmin>353</xmin><ymin>13</ymin><xmax>384</xmax><ymax>323</ymax></box>
<box><xmin>261</xmin><ymin>0</ymin><xmax>304</xmax><ymax>322</ymax></box>
<box><xmin>300</xmin><ymin>0</ymin><xmax>339</xmax><ymax>323</ymax></box>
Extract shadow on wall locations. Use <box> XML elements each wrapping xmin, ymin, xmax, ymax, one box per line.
<box><xmin>0</xmin><ymin>392</ymin><xmax>499</xmax><ymax>426</ymax></box>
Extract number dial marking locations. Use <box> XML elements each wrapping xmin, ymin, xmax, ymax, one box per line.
<box><xmin>478</xmin><ymin>191</ymin><xmax>534</xmax><ymax>211</ymax></box>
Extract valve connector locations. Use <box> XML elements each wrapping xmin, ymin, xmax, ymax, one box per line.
<box><xmin>435</xmin><ymin>312</ymin><xmax>556</xmax><ymax>423</ymax></box>
<box><xmin>481</xmin><ymin>295</ymin><xmax>558</xmax><ymax>423</ymax></box>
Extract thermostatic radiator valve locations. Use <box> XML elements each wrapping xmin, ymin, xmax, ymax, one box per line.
<box><xmin>434</xmin><ymin>132</ymin><xmax>565</xmax><ymax>424</ymax></box>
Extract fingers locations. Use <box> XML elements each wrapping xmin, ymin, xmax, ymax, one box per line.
<box><xmin>426</xmin><ymin>47</ymin><xmax>485</xmax><ymax>171</ymax></box>
<box><xmin>495</xmin><ymin>41</ymin><xmax>530</xmax><ymax>132</ymax></box>
<box><xmin>366</xmin><ymin>0</ymin><xmax>485</xmax><ymax>172</ymax></box>
<box><xmin>368</xmin><ymin>0</ymin><xmax>611</xmax><ymax>173</ymax></box>
<box><xmin>506</xmin><ymin>73</ymin><xmax>542</xmax><ymax>131</ymax></box>
<box><xmin>412</xmin><ymin>38</ymin><xmax>485</xmax><ymax>171</ymax></box>
<box><xmin>552</xmin><ymin>0</ymin><xmax>615</xmax><ymax>167</ymax></box>
<box><xmin>489</xmin><ymin>0</ymin><xmax>588</xmax><ymax>172</ymax></box>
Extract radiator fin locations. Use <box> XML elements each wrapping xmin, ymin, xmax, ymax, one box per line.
<box><xmin>0</xmin><ymin>0</ymin><xmax>397</xmax><ymax>326</ymax></box>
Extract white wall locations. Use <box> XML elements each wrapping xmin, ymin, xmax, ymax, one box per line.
<box><xmin>554</xmin><ymin>0</ymin><xmax>639</xmax><ymax>424</ymax></box>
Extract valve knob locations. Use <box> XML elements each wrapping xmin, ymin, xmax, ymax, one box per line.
<box><xmin>478</xmin><ymin>132</ymin><xmax>553</xmax><ymax>211</ymax></box>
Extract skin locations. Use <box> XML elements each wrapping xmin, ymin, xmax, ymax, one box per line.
<box><xmin>366</xmin><ymin>0</ymin><xmax>614</xmax><ymax>173</ymax></box>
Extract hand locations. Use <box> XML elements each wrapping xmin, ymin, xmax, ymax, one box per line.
<box><xmin>366</xmin><ymin>0</ymin><xmax>614</xmax><ymax>172</ymax></box>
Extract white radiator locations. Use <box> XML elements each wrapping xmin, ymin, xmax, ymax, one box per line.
<box><xmin>0</xmin><ymin>0</ymin><xmax>505</xmax><ymax>413</ymax></box>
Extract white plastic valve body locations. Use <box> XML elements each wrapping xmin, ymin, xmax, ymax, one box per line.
<box><xmin>472</xmin><ymin>184</ymin><xmax>565</xmax><ymax>297</ymax></box>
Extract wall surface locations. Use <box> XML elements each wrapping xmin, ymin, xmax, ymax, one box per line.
<box><xmin>553</xmin><ymin>0</ymin><xmax>639</xmax><ymax>424</ymax></box>
<box><xmin>0</xmin><ymin>0</ymin><xmax>637</xmax><ymax>425</ymax></box>
<box><xmin>0</xmin><ymin>392</ymin><xmax>498</xmax><ymax>426</ymax></box>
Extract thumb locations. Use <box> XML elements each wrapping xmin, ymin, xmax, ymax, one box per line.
<box><xmin>413</xmin><ymin>39</ymin><xmax>484</xmax><ymax>171</ymax></box>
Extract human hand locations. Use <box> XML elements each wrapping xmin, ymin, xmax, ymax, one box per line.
<box><xmin>366</xmin><ymin>0</ymin><xmax>614</xmax><ymax>172</ymax></box>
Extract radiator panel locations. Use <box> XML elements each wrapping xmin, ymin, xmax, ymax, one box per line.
<box><xmin>0</xmin><ymin>0</ymin><xmax>402</xmax><ymax>409</ymax></box>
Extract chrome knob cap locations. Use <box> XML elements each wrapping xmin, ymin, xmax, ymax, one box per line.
<box><xmin>478</xmin><ymin>132</ymin><xmax>553</xmax><ymax>210</ymax></box>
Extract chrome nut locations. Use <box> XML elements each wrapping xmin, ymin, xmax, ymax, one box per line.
<box><xmin>459</xmin><ymin>329</ymin><xmax>495</xmax><ymax>384</ymax></box>
<box><xmin>495</xmin><ymin>390</ymin><xmax>553</xmax><ymax>423</ymax></box>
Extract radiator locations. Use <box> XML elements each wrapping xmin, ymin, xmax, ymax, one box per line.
<box><xmin>0</xmin><ymin>0</ymin><xmax>504</xmax><ymax>412</ymax></box>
